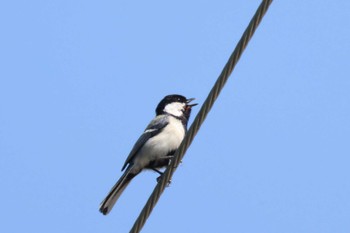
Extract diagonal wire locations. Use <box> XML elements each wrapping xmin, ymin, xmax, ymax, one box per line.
<box><xmin>130</xmin><ymin>1</ymin><xmax>273</xmax><ymax>232</ymax></box>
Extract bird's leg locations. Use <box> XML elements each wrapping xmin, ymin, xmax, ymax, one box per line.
<box><xmin>151</xmin><ymin>168</ymin><xmax>171</xmax><ymax>186</ymax></box>
<box><xmin>151</xmin><ymin>168</ymin><xmax>163</xmax><ymax>175</ymax></box>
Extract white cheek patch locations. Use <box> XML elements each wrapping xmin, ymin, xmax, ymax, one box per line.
<box><xmin>164</xmin><ymin>102</ymin><xmax>185</xmax><ymax>117</ymax></box>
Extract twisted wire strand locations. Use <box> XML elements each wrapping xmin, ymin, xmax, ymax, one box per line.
<box><xmin>130</xmin><ymin>1</ymin><xmax>273</xmax><ymax>232</ymax></box>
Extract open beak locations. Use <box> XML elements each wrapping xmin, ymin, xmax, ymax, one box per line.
<box><xmin>186</xmin><ymin>98</ymin><xmax>198</xmax><ymax>108</ymax></box>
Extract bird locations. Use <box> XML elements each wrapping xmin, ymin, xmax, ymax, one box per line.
<box><xmin>99</xmin><ymin>94</ymin><xmax>198</xmax><ymax>215</ymax></box>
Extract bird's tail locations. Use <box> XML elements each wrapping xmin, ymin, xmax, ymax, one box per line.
<box><xmin>99</xmin><ymin>167</ymin><xmax>136</xmax><ymax>215</ymax></box>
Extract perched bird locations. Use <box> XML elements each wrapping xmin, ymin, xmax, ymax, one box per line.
<box><xmin>99</xmin><ymin>94</ymin><xmax>197</xmax><ymax>215</ymax></box>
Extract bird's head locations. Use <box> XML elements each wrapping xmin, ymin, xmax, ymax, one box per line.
<box><xmin>156</xmin><ymin>94</ymin><xmax>198</xmax><ymax>118</ymax></box>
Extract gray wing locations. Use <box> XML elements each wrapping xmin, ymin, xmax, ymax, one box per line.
<box><xmin>121</xmin><ymin>115</ymin><xmax>169</xmax><ymax>171</ymax></box>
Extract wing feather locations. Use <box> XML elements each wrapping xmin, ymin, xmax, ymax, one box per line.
<box><xmin>121</xmin><ymin>115</ymin><xmax>169</xmax><ymax>171</ymax></box>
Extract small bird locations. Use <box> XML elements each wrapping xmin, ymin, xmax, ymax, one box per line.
<box><xmin>99</xmin><ymin>94</ymin><xmax>197</xmax><ymax>215</ymax></box>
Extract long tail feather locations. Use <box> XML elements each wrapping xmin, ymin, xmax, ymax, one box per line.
<box><xmin>99</xmin><ymin>168</ymin><xmax>136</xmax><ymax>215</ymax></box>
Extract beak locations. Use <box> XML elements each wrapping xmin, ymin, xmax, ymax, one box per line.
<box><xmin>186</xmin><ymin>98</ymin><xmax>198</xmax><ymax>107</ymax></box>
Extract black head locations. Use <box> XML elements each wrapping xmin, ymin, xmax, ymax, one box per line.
<box><xmin>155</xmin><ymin>94</ymin><xmax>197</xmax><ymax>118</ymax></box>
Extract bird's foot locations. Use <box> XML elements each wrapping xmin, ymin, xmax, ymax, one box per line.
<box><xmin>156</xmin><ymin>175</ymin><xmax>171</xmax><ymax>186</ymax></box>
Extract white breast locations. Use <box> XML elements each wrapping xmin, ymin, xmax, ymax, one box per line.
<box><xmin>133</xmin><ymin>117</ymin><xmax>185</xmax><ymax>169</ymax></box>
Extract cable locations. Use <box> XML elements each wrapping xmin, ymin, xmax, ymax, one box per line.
<box><xmin>130</xmin><ymin>1</ymin><xmax>273</xmax><ymax>232</ymax></box>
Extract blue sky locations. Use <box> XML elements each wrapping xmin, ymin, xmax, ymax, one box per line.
<box><xmin>1</xmin><ymin>1</ymin><xmax>350</xmax><ymax>232</ymax></box>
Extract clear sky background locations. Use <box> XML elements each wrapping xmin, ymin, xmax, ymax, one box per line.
<box><xmin>1</xmin><ymin>1</ymin><xmax>349</xmax><ymax>233</ymax></box>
